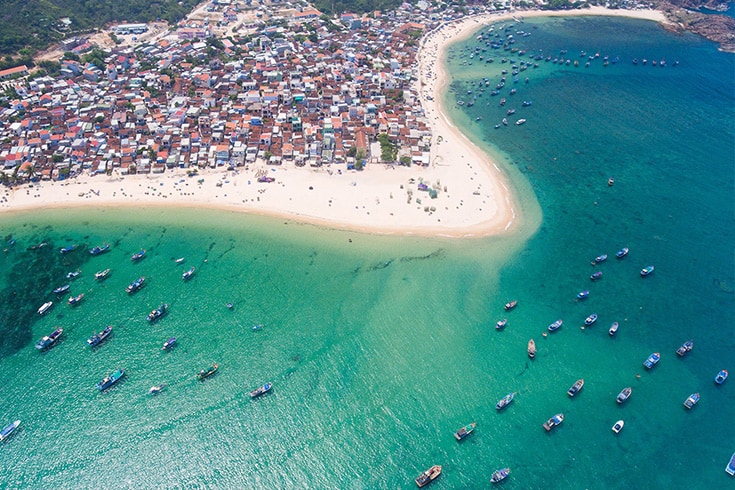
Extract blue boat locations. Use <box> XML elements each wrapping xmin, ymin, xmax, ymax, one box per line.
<box><xmin>59</xmin><ymin>244</ymin><xmax>77</xmax><ymax>254</ymax></box>
<box><xmin>97</xmin><ymin>368</ymin><xmax>125</xmax><ymax>391</ymax></box>
<box><xmin>53</xmin><ymin>283</ymin><xmax>71</xmax><ymax>294</ymax></box>
<box><xmin>35</xmin><ymin>327</ymin><xmax>63</xmax><ymax>350</ymax></box>
<box><xmin>87</xmin><ymin>326</ymin><xmax>113</xmax><ymax>347</ymax></box>
<box><xmin>147</xmin><ymin>304</ymin><xmax>168</xmax><ymax>322</ymax></box>
<box><xmin>543</xmin><ymin>413</ymin><xmax>564</xmax><ymax>431</ymax></box>
<box><xmin>490</xmin><ymin>467</ymin><xmax>510</xmax><ymax>484</ymax></box>
<box><xmin>89</xmin><ymin>244</ymin><xmax>110</xmax><ymax>255</ymax></box>
<box><xmin>683</xmin><ymin>392</ymin><xmax>700</xmax><ymax>409</ymax></box>
<box><xmin>126</xmin><ymin>276</ymin><xmax>145</xmax><ymax>294</ymax></box>
<box><xmin>715</xmin><ymin>369</ymin><xmax>728</xmax><ymax>385</ymax></box>
<box><xmin>131</xmin><ymin>249</ymin><xmax>146</xmax><ymax>262</ymax></box>
<box><xmin>640</xmin><ymin>265</ymin><xmax>655</xmax><ymax>276</ymax></box>
<box><xmin>591</xmin><ymin>254</ymin><xmax>608</xmax><ymax>265</ymax></box>
<box><xmin>250</xmin><ymin>382</ymin><xmax>273</xmax><ymax>398</ymax></box>
<box><xmin>615</xmin><ymin>247</ymin><xmax>629</xmax><ymax>258</ymax></box>
<box><xmin>676</xmin><ymin>340</ymin><xmax>693</xmax><ymax>357</ymax></box>
<box><xmin>0</xmin><ymin>420</ymin><xmax>21</xmax><ymax>442</ymax></box>
<box><xmin>548</xmin><ymin>319</ymin><xmax>563</xmax><ymax>332</ymax></box>
<box><xmin>726</xmin><ymin>452</ymin><xmax>735</xmax><ymax>476</ymax></box>
<box><xmin>584</xmin><ymin>313</ymin><xmax>598</xmax><ymax>326</ymax></box>
<box><xmin>577</xmin><ymin>290</ymin><xmax>589</xmax><ymax>299</ymax></box>
<box><xmin>162</xmin><ymin>337</ymin><xmax>177</xmax><ymax>350</ymax></box>
<box><xmin>643</xmin><ymin>352</ymin><xmax>661</xmax><ymax>369</ymax></box>
<box><xmin>590</xmin><ymin>271</ymin><xmax>603</xmax><ymax>281</ymax></box>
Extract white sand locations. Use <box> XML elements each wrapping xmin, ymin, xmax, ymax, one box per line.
<box><xmin>2</xmin><ymin>7</ymin><xmax>666</xmax><ymax>237</ymax></box>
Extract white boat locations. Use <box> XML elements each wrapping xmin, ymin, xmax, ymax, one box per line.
<box><xmin>612</xmin><ymin>420</ymin><xmax>624</xmax><ymax>434</ymax></box>
<box><xmin>149</xmin><ymin>384</ymin><xmax>165</xmax><ymax>394</ymax></box>
<box><xmin>609</xmin><ymin>322</ymin><xmax>619</xmax><ymax>336</ymax></box>
<box><xmin>38</xmin><ymin>301</ymin><xmax>53</xmax><ymax>315</ymax></box>
<box><xmin>0</xmin><ymin>420</ymin><xmax>21</xmax><ymax>442</ymax></box>
<box><xmin>516</xmin><ymin>118</ymin><xmax>527</xmax><ymax>125</ymax></box>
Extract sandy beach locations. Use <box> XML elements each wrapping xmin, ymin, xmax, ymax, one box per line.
<box><xmin>1</xmin><ymin>7</ymin><xmax>666</xmax><ymax>237</ymax></box>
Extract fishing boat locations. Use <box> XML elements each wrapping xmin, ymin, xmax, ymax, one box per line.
<box><xmin>162</xmin><ymin>337</ymin><xmax>177</xmax><ymax>350</ymax></box>
<box><xmin>495</xmin><ymin>392</ymin><xmax>516</xmax><ymax>410</ymax></box>
<box><xmin>726</xmin><ymin>452</ymin><xmax>735</xmax><ymax>476</ymax></box>
<box><xmin>543</xmin><ymin>413</ymin><xmax>564</xmax><ymax>431</ymax></box>
<box><xmin>97</xmin><ymin>368</ymin><xmax>125</xmax><ymax>391</ymax></box>
<box><xmin>59</xmin><ymin>244</ymin><xmax>77</xmax><ymax>254</ymax></box>
<box><xmin>131</xmin><ymin>249</ymin><xmax>146</xmax><ymax>261</ymax></box>
<box><xmin>415</xmin><ymin>465</ymin><xmax>442</xmax><ymax>487</ymax></box>
<box><xmin>125</xmin><ymin>276</ymin><xmax>145</xmax><ymax>294</ymax></box>
<box><xmin>548</xmin><ymin>319</ymin><xmax>563</xmax><ymax>332</ymax></box>
<box><xmin>640</xmin><ymin>265</ymin><xmax>655</xmax><ymax>276</ymax></box>
<box><xmin>504</xmin><ymin>300</ymin><xmax>518</xmax><ymax>311</ymax></box>
<box><xmin>643</xmin><ymin>352</ymin><xmax>661</xmax><ymax>369</ymax></box>
<box><xmin>683</xmin><ymin>392</ymin><xmax>700</xmax><ymax>409</ymax></box>
<box><xmin>676</xmin><ymin>340</ymin><xmax>693</xmax><ymax>356</ymax></box>
<box><xmin>591</xmin><ymin>254</ymin><xmax>608</xmax><ymax>265</ymax></box>
<box><xmin>454</xmin><ymin>422</ymin><xmax>477</xmax><ymax>441</ymax></box>
<box><xmin>89</xmin><ymin>244</ymin><xmax>110</xmax><ymax>255</ymax></box>
<box><xmin>66</xmin><ymin>270</ymin><xmax>81</xmax><ymax>279</ymax></box>
<box><xmin>149</xmin><ymin>384</ymin><xmax>165</xmax><ymax>394</ymax></box>
<box><xmin>35</xmin><ymin>327</ymin><xmax>63</xmax><ymax>350</ymax></box>
<box><xmin>609</xmin><ymin>322</ymin><xmax>619</xmax><ymax>336</ymax></box>
<box><xmin>197</xmin><ymin>363</ymin><xmax>219</xmax><ymax>381</ymax></box>
<box><xmin>584</xmin><ymin>313</ymin><xmax>598</xmax><ymax>326</ymax></box>
<box><xmin>590</xmin><ymin>271</ymin><xmax>603</xmax><ymax>281</ymax></box>
<box><xmin>617</xmin><ymin>387</ymin><xmax>632</xmax><ymax>404</ymax></box>
<box><xmin>490</xmin><ymin>467</ymin><xmax>511</xmax><ymax>484</ymax></box>
<box><xmin>616</xmin><ymin>247</ymin><xmax>629</xmax><ymax>258</ymax></box>
<box><xmin>68</xmin><ymin>293</ymin><xmax>84</xmax><ymax>306</ymax></box>
<box><xmin>147</xmin><ymin>303</ymin><xmax>168</xmax><ymax>322</ymax></box>
<box><xmin>567</xmin><ymin>379</ymin><xmax>584</xmax><ymax>397</ymax></box>
<box><xmin>612</xmin><ymin>420</ymin><xmax>624</xmax><ymax>434</ymax></box>
<box><xmin>495</xmin><ymin>319</ymin><xmax>507</xmax><ymax>330</ymax></box>
<box><xmin>95</xmin><ymin>268</ymin><xmax>111</xmax><ymax>280</ymax></box>
<box><xmin>715</xmin><ymin>369</ymin><xmax>728</xmax><ymax>385</ymax></box>
<box><xmin>577</xmin><ymin>290</ymin><xmax>589</xmax><ymax>299</ymax></box>
<box><xmin>528</xmin><ymin>339</ymin><xmax>536</xmax><ymax>359</ymax></box>
<box><xmin>38</xmin><ymin>301</ymin><xmax>54</xmax><ymax>315</ymax></box>
<box><xmin>87</xmin><ymin>326</ymin><xmax>113</xmax><ymax>347</ymax></box>
<box><xmin>0</xmin><ymin>420</ymin><xmax>21</xmax><ymax>442</ymax></box>
<box><xmin>515</xmin><ymin>118</ymin><xmax>526</xmax><ymax>125</ymax></box>
<box><xmin>250</xmin><ymin>382</ymin><xmax>273</xmax><ymax>398</ymax></box>
<box><xmin>53</xmin><ymin>284</ymin><xmax>70</xmax><ymax>294</ymax></box>
<box><xmin>182</xmin><ymin>266</ymin><xmax>195</xmax><ymax>281</ymax></box>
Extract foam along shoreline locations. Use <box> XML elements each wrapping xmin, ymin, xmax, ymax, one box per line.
<box><xmin>0</xmin><ymin>7</ymin><xmax>665</xmax><ymax>238</ymax></box>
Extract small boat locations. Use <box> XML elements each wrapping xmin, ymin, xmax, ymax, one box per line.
<box><xmin>95</xmin><ymin>268</ymin><xmax>111</xmax><ymax>280</ymax></box>
<box><xmin>683</xmin><ymin>392</ymin><xmax>700</xmax><ymax>409</ymax></box>
<box><xmin>97</xmin><ymin>368</ymin><xmax>125</xmax><ymax>391</ymax></box>
<box><xmin>415</xmin><ymin>465</ymin><xmax>442</xmax><ymax>487</ymax></box>
<box><xmin>506</xmin><ymin>108</ymin><xmax>516</xmax><ymax>115</ymax></box>
<box><xmin>454</xmin><ymin>422</ymin><xmax>477</xmax><ymax>441</ymax></box>
<box><xmin>617</xmin><ymin>387</ymin><xmax>632</xmax><ymax>404</ymax></box>
<box><xmin>584</xmin><ymin>313</ymin><xmax>598</xmax><ymax>326</ymax></box>
<box><xmin>609</xmin><ymin>322</ymin><xmax>619</xmax><ymax>336</ymax></box>
<box><xmin>131</xmin><ymin>249</ymin><xmax>146</xmax><ymax>261</ymax></box>
<box><xmin>528</xmin><ymin>339</ymin><xmax>536</xmax><ymax>359</ymax></box>
<box><xmin>490</xmin><ymin>467</ymin><xmax>511</xmax><ymax>484</ymax></box>
<box><xmin>495</xmin><ymin>319</ymin><xmax>507</xmax><ymax>330</ymax></box>
<box><xmin>502</xmin><ymin>118</ymin><xmax>508</xmax><ymax>126</ymax></box>
<box><xmin>608</xmin><ymin>177</ymin><xmax>615</xmax><ymax>186</ymax></box>
<box><xmin>504</xmin><ymin>300</ymin><xmax>518</xmax><ymax>311</ymax></box>
<box><xmin>38</xmin><ymin>301</ymin><xmax>54</xmax><ymax>315</ymax></box>
<box><xmin>522</xmin><ymin>100</ymin><xmax>532</xmax><ymax>106</ymax></box>
<box><xmin>87</xmin><ymin>326</ymin><xmax>113</xmax><ymax>347</ymax></box>
<box><xmin>59</xmin><ymin>244</ymin><xmax>77</xmax><ymax>254</ymax></box>
<box><xmin>543</xmin><ymin>413</ymin><xmax>564</xmax><ymax>431</ymax></box>
<box><xmin>126</xmin><ymin>276</ymin><xmax>145</xmax><ymax>294</ymax></box>
<box><xmin>577</xmin><ymin>290</ymin><xmax>589</xmax><ymax>299</ymax></box>
<box><xmin>53</xmin><ymin>284</ymin><xmax>71</xmax><ymax>294</ymax></box>
<box><xmin>676</xmin><ymin>340</ymin><xmax>693</xmax><ymax>357</ymax></box>
<box><xmin>182</xmin><ymin>266</ymin><xmax>195</xmax><ymax>281</ymax></box>
<box><xmin>147</xmin><ymin>303</ymin><xmax>168</xmax><ymax>322</ymax></box>
<box><xmin>35</xmin><ymin>327</ymin><xmax>63</xmax><ymax>350</ymax></box>
<box><xmin>567</xmin><ymin>379</ymin><xmax>584</xmax><ymax>397</ymax></box>
<box><xmin>162</xmin><ymin>337</ymin><xmax>177</xmax><ymax>350</ymax></box>
<box><xmin>590</xmin><ymin>271</ymin><xmax>603</xmax><ymax>281</ymax></box>
<box><xmin>226</xmin><ymin>302</ymin><xmax>234</xmax><ymax>310</ymax></box>
<box><xmin>515</xmin><ymin>118</ymin><xmax>526</xmax><ymax>125</ymax></box>
<box><xmin>715</xmin><ymin>369</ymin><xmax>728</xmax><ymax>385</ymax></box>
<box><xmin>175</xmin><ymin>257</ymin><xmax>185</xmax><ymax>264</ymax></box>
<box><xmin>66</xmin><ymin>270</ymin><xmax>81</xmax><ymax>279</ymax></box>
<box><xmin>616</xmin><ymin>247</ymin><xmax>629</xmax><ymax>258</ymax></box>
<box><xmin>591</xmin><ymin>254</ymin><xmax>608</xmax><ymax>265</ymax></box>
<box><xmin>726</xmin><ymin>452</ymin><xmax>735</xmax><ymax>476</ymax></box>
<box><xmin>495</xmin><ymin>392</ymin><xmax>516</xmax><ymax>410</ymax></box>
<box><xmin>252</xmin><ymin>324</ymin><xmax>262</xmax><ymax>331</ymax></box>
<box><xmin>612</xmin><ymin>420</ymin><xmax>624</xmax><ymax>434</ymax></box>
<box><xmin>250</xmin><ymin>382</ymin><xmax>273</xmax><ymax>398</ymax></box>
<box><xmin>68</xmin><ymin>293</ymin><xmax>84</xmax><ymax>306</ymax></box>
<box><xmin>640</xmin><ymin>265</ymin><xmax>655</xmax><ymax>276</ymax></box>
<box><xmin>0</xmin><ymin>420</ymin><xmax>21</xmax><ymax>442</ymax></box>
<box><xmin>197</xmin><ymin>363</ymin><xmax>219</xmax><ymax>381</ymax></box>
<box><xmin>548</xmin><ymin>319</ymin><xmax>563</xmax><ymax>332</ymax></box>
<box><xmin>149</xmin><ymin>384</ymin><xmax>165</xmax><ymax>394</ymax></box>
<box><xmin>89</xmin><ymin>244</ymin><xmax>110</xmax><ymax>255</ymax></box>
<box><xmin>643</xmin><ymin>352</ymin><xmax>661</xmax><ymax>369</ymax></box>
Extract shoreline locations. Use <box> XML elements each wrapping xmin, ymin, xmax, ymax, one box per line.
<box><xmin>1</xmin><ymin>7</ymin><xmax>667</xmax><ymax>238</ymax></box>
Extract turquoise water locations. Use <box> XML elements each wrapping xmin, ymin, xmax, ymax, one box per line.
<box><xmin>1</xmin><ymin>16</ymin><xmax>734</xmax><ymax>489</ymax></box>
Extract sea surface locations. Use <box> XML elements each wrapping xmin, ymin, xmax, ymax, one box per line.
<box><xmin>1</xmin><ymin>16</ymin><xmax>734</xmax><ymax>489</ymax></box>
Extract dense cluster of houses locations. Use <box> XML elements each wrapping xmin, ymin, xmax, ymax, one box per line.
<box><xmin>0</xmin><ymin>2</ymin><xmax>496</xmax><ymax>182</ymax></box>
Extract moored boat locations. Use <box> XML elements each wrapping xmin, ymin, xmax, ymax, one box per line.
<box><xmin>584</xmin><ymin>313</ymin><xmax>598</xmax><ymax>326</ymax></box>
<box><xmin>415</xmin><ymin>465</ymin><xmax>442</xmax><ymax>487</ymax></box>
<box><xmin>68</xmin><ymin>293</ymin><xmax>84</xmax><ymax>306</ymax></box>
<box><xmin>548</xmin><ymin>319</ymin><xmax>563</xmax><ymax>332</ymax></box>
<box><xmin>640</xmin><ymin>265</ymin><xmax>655</xmax><ymax>276</ymax></box>
<box><xmin>149</xmin><ymin>384</ymin><xmax>165</xmax><ymax>394</ymax></box>
<box><xmin>97</xmin><ymin>368</ymin><xmax>125</xmax><ymax>391</ymax></box>
<box><xmin>89</xmin><ymin>244</ymin><xmax>110</xmax><ymax>255</ymax></box>
<box><xmin>495</xmin><ymin>392</ymin><xmax>516</xmax><ymax>410</ymax></box>
<box><xmin>715</xmin><ymin>369</ymin><xmax>728</xmax><ymax>385</ymax></box>
<box><xmin>590</xmin><ymin>271</ymin><xmax>603</xmax><ymax>281</ymax></box>
<box><xmin>35</xmin><ymin>327</ymin><xmax>63</xmax><ymax>350</ymax></box>
<box><xmin>591</xmin><ymin>254</ymin><xmax>608</xmax><ymax>265</ymax></box>
<box><xmin>683</xmin><ymin>392</ymin><xmax>700</xmax><ymax>409</ymax></box>
<box><xmin>131</xmin><ymin>249</ymin><xmax>146</xmax><ymax>261</ymax></box>
<box><xmin>162</xmin><ymin>337</ymin><xmax>177</xmax><ymax>350</ymax></box>
<box><xmin>515</xmin><ymin>118</ymin><xmax>526</xmax><ymax>125</ymax></box>
<box><xmin>53</xmin><ymin>284</ymin><xmax>70</xmax><ymax>294</ymax></box>
<box><xmin>612</xmin><ymin>420</ymin><xmax>624</xmax><ymax>434</ymax></box>
<box><xmin>504</xmin><ymin>300</ymin><xmax>517</xmax><ymax>311</ymax></box>
<box><xmin>126</xmin><ymin>276</ymin><xmax>145</xmax><ymax>294</ymax></box>
<box><xmin>643</xmin><ymin>352</ymin><xmax>661</xmax><ymax>369</ymax></box>
<box><xmin>182</xmin><ymin>266</ymin><xmax>195</xmax><ymax>281</ymax></box>
<box><xmin>608</xmin><ymin>177</ymin><xmax>615</xmax><ymax>186</ymax></box>
<box><xmin>147</xmin><ymin>303</ymin><xmax>168</xmax><ymax>322</ymax></box>
<box><xmin>676</xmin><ymin>340</ymin><xmax>693</xmax><ymax>357</ymax></box>
<box><xmin>617</xmin><ymin>387</ymin><xmax>632</xmax><ymax>404</ymax></box>
<box><xmin>66</xmin><ymin>269</ymin><xmax>81</xmax><ymax>279</ymax></box>
<box><xmin>95</xmin><ymin>268</ymin><xmax>111</xmax><ymax>280</ymax></box>
<box><xmin>616</xmin><ymin>247</ymin><xmax>629</xmax><ymax>258</ymax></box>
<box><xmin>609</xmin><ymin>322</ymin><xmax>619</xmax><ymax>336</ymax></box>
<box><xmin>87</xmin><ymin>326</ymin><xmax>113</xmax><ymax>347</ymax></box>
<box><xmin>454</xmin><ymin>422</ymin><xmax>477</xmax><ymax>441</ymax></box>
<box><xmin>543</xmin><ymin>413</ymin><xmax>564</xmax><ymax>431</ymax></box>
<box><xmin>528</xmin><ymin>338</ymin><xmax>536</xmax><ymax>359</ymax></box>
<box><xmin>567</xmin><ymin>379</ymin><xmax>584</xmax><ymax>397</ymax></box>
<box><xmin>495</xmin><ymin>319</ymin><xmax>507</xmax><ymax>330</ymax></box>
<box><xmin>59</xmin><ymin>244</ymin><xmax>77</xmax><ymax>254</ymax></box>
<box><xmin>250</xmin><ymin>382</ymin><xmax>273</xmax><ymax>398</ymax></box>
<box><xmin>175</xmin><ymin>257</ymin><xmax>185</xmax><ymax>264</ymax></box>
<box><xmin>38</xmin><ymin>301</ymin><xmax>54</xmax><ymax>315</ymax></box>
<box><xmin>726</xmin><ymin>452</ymin><xmax>735</xmax><ymax>476</ymax></box>
<box><xmin>577</xmin><ymin>290</ymin><xmax>589</xmax><ymax>299</ymax></box>
<box><xmin>197</xmin><ymin>363</ymin><xmax>219</xmax><ymax>380</ymax></box>
<box><xmin>0</xmin><ymin>420</ymin><xmax>21</xmax><ymax>442</ymax></box>
<box><xmin>490</xmin><ymin>467</ymin><xmax>511</xmax><ymax>484</ymax></box>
